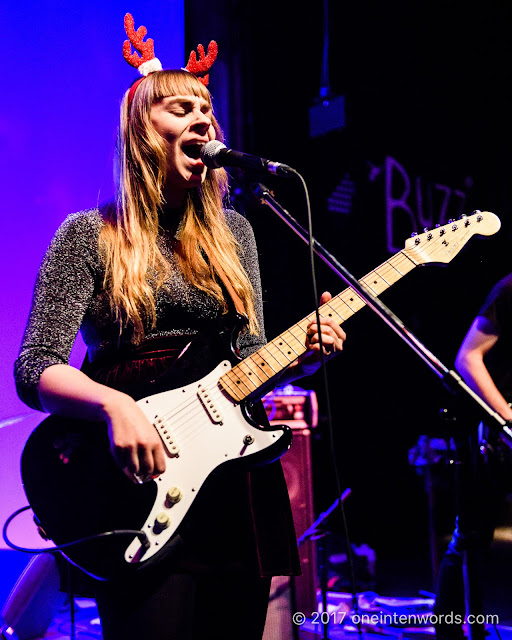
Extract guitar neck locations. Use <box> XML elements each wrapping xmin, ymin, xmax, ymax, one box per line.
<box><xmin>219</xmin><ymin>248</ymin><xmax>419</xmax><ymax>402</ymax></box>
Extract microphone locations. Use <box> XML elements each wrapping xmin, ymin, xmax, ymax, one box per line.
<box><xmin>200</xmin><ymin>140</ymin><xmax>296</xmax><ymax>177</ymax></box>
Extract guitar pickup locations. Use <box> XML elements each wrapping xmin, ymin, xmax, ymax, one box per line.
<box><xmin>153</xmin><ymin>418</ymin><xmax>180</xmax><ymax>456</ymax></box>
<box><xmin>197</xmin><ymin>385</ymin><xmax>223</xmax><ymax>424</ymax></box>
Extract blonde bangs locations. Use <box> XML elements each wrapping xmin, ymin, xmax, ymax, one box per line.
<box><xmin>150</xmin><ymin>70</ymin><xmax>212</xmax><ymax>103</ymax></box>
<box><xmin>129</xmin><ymin>70</ymin><xmax>213</xmax><ymax>124</ymax></box>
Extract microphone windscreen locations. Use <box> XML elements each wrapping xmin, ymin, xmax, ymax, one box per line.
<box><xmin>200</xmin><ymin>140</ymin><xmax>226</xmax><ymax>168</ymax></box>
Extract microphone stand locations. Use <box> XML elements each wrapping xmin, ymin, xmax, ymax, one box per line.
<box><xmin>297</xmin><ymin>489</ymin><xmax>352</xmax><ymax>640</ymax></box>
<box><xmin>253</xmin><ymin>182</ymin><xmax>512</xmax><ymax>640</ymax></box>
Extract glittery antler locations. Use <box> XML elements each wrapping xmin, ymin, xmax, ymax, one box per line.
<box><xmin>185</xmin><ymin>41</ymin><xmax>218</xmax><ymax>86</ymax></box>
<box><xmin>123</xmin><ymin>13</ymin><xmax>162</xmax><ymax>76</ymax></box>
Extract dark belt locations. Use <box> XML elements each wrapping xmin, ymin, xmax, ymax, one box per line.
<box><xmin>84</xmin><ymin>334</ymin><xmax>193</xmax><ymax>392</ymax></box>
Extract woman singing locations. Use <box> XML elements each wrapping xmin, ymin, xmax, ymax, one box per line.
<box><xmin>14</xmin><ymin>14</ymin><xmax>346</xmax><ymax>639</ymax></box>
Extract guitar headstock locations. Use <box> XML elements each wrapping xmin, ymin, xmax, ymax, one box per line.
<box><xmin>404</xmin><ymin>210</ymin><xmax>501</xmax><ymax>265</ymax></box>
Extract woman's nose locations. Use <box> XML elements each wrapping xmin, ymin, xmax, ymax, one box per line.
<box><xmin>191</xmin><ymin>110</ymin><xmax>212</xmax><ymax>133</ymax></box>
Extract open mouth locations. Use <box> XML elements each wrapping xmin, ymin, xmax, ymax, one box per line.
<box><xmin>182</xmin><ymin>143</ymin><xmax>203</xmax><ymax>160</ymax></box>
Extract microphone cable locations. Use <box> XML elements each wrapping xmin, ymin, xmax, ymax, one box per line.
<box><xmin>293</xmin><ymin>170</ymin><xmax>362</xmax><ymax>632</ymax></box>
<box><xmin>250</xmin><ymin>170</ymin><xmax>362</xmax><ymax>634</ymax></box>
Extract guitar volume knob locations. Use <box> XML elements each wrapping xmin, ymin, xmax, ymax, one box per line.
<box><xmin>154</xmin><ymin>512</ymin><xmax>170</xmax><ymax>532</ymax></box>
<box><xmin>166</xmin><ymin>487</ymin><xmax>183</xmax><ymax>505</ymax></box>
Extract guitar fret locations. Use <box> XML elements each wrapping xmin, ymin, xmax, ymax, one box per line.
<box><xmin>218</xmin><ymin>373</ymin><xmax>245</xmax><ymax>402</ymax></box>
<box><xmin>386</xmin><ymin>255</ymin><xmax>407</xmax><ymax>273</ymax></box>
<box><xmin>306</xmin><ymin>304</ymin><xmax>345</xmax><ymax>325</ymax></box>
<box><xmin>236</xmin><ymin>359</ymin><xmax>268</xmax><ymax>385</ymax></box>
<box><xmin>331</xmin><ymin>297</ymin><xmax>356</xmax><ymax>318</ymax></box>
<box><xmin>395</xmin><ymin>251</ymin><xmax>418</xmax><ymax>270</ymax></box>
<box><xmin>255</xmin><ymin>347</ymin><xmax>282</xmax><ymax>373</ymax></box>
<box><xmin>313</xmin><ymin>251</ymin><xmax>415</xmax><ymax>324</ymax></box>
<box><xmin>224</xmin><ymin>368</ymin><xmax>254</xmax><ymax>395</ymax></box>
<box><xmin>379</xmin><ymin>263</ymin><xmax>403</xmax><ymax>282</ymax></box>
<box><xmin>339</xmin><ymin>291</ymin><xmax>365</xmax><ymax>316</ymax></box>
<box><xmin>322</xmin><ymin>302</ymin><xmax>345</xmax><ymax>323</ymax></box>
<box><xmin>280</xmin><ymin>330</ymin><xmax>304</xmax><ymax>353</ymax></box>
<box><xmin>376</xmin><ymin>272</ymin><xmax>391</xmax><ymax>286</ymax></box>
<box><xmin>361</xmin><ymin>272</ymin><xmax>388</xmax><ymax>295</ymax></box>
<box><xmin>273</xmin><ymin>335</ymin><xmax>302</xmax><ymax>359</ymax></box>
<box><xmin>295</xmin><ymin>320</ymin><xmax>310</xmax><ymax>336</ymax></box>
<box><xmin>288</xmin><ymin>323</ymin><xmax>308</xmax><ymax>346</ymax></box>
<box><xmin>262</xmin><ymin>342</ymin><xmax>294</xmax><ymax>368</ymax></box>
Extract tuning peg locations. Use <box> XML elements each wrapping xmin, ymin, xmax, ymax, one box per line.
<box><xmin>423</xmin><ymin>227</ymin><xmax>430</xmax><ymax>233</ymax></box>
<box><xmin>411</xmin><ymin>231</ymin><xmax>418</xmax><ymax>237</ymax></box>
<box><xmin>435</xmin><ymin>223</ymin><xmax>441</xmax><ymax>228</ymax></box>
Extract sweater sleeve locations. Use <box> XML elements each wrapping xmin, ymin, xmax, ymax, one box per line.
<box><xmin>224</xmin><ymin>211</ymin><xmax>267</xmax><ymax>359</ymax></box>
<box><xmin>14</xmin><ymin>210</ymin><xmax>102</xmax><ymax>411</ymax></box>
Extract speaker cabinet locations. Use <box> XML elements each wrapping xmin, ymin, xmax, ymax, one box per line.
<box><xmin>263</xmin><ymin>425</ymin><xmax>318</xmax><ymax>640</ymax></box>
<box><xmin>281</xmin><ymin>427</ymin><xmax>318</xmax><ymax>614</ymax></box>
<box><xmin>262</xmin><ymin>386</ymin><xmax>318</xmax><ymax>640</ymax></box>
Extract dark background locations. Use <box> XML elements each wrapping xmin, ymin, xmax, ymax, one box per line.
<box><xmin>187</xmin><ymin>0</ymin><xmax>512</xmax><ymax>606</ymax></box>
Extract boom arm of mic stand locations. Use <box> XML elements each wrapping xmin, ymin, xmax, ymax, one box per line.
<box><xmin>253</xmin><ymin>182</ymin><xmax>512</xmax><ymax>448</ymax></box>
<box><xmin>297</xmin><ymin>488</ymin><xmax>352</xmax><ymax>547</ymax></box>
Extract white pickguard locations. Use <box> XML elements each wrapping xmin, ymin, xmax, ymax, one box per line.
<box><xmin>124</xmin><ymin>360</ymin><xmax>289</xmax><ymax>564</ymax></box>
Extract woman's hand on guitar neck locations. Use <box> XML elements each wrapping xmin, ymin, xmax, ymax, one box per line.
<box><xmin>280</xmin><ymin>291</ymin><xmax>346</xmax><ymax>383</ymax></box>
<box><xmin>304</xmin><ymin>290</ymin><xmax>346</xmax><ymax>354</ymax></box>
<box><xmin>37</xmin><ymin>364</ymin><xmax>166</xmax><ymax>484</ymax></box>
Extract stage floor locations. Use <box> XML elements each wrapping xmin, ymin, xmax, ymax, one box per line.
<box><xmin>2</xmin><ymin>533</ymin><xmax>511</xmax><ymax>640</ymax></box>
<box><xmin>16</xmin><ymin>595</ymin><xmax>512</xmax><ymax>640</ymax></box>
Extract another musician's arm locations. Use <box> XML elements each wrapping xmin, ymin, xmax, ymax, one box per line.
<box><xmin>455</xmin><ymin>316</ymin><xmax>512</xmax><ymax>421</ymax></box>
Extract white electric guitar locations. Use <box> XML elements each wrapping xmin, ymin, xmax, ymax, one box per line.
<box><xmin>21</xmin><ymin>210</ymin><xmax>500</xmax><ymax>580</ymax></box>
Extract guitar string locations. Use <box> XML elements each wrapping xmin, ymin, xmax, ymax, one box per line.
<box><xmin>148</xmin><ymin>374</ymin><xmax>246</xmax><ymax>444</ymax></box>
<box><xmin>154</xmin><ymin>380</ymin><xmax>274</xmax><ymax>449</ymax></box>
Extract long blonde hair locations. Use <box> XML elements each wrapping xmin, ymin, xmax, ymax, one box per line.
<box><xmin>100</xmin><ymin>70</ymin><xmax>258</xmax><ymax>343</ymax></box>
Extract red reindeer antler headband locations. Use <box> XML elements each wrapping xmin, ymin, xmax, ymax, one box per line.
<box><xmin>123</xmin><ymin>13</ymin><xmax>218</xmax><ymax>108</ymax></box>
<box><xmin>184</xmin><ymin>41</ymin><xmax>218</xmax><ymax>87</ymax></box>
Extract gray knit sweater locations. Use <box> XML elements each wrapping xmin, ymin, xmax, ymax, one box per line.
<box><xmin>14</xmin><ymin>207</ymin><xmax>266</xmax><ymax>410</ymax></box>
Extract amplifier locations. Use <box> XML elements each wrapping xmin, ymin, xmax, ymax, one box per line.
<box><xmin>263</xmin><ymin>384</ymin><xmax>318</xmax><ymax>430</ymax></box>
<box><xmin>263</xmin><ymin>385</ymin><xmax>318</xmax><ymax>640</ymax></box>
